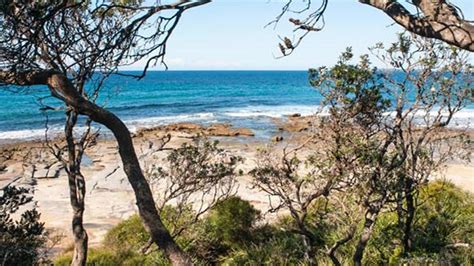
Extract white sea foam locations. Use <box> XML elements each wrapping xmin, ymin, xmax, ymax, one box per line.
<box><xmin>382</xmin><ymin>108</ymin><xmax>474</xmax><ymax>128</ymax></box>
<box><xmin>222</xmin><ymin>105</ymin><xmax>320</xmax><ymax>118</ymax></box>
<box><xmin>0</xmin><ymin>125</ymin><xmax>99</xmax><ymax>142</ymax></box>
<box><xmin>0</xmin><ymin>107</ymin><xmax>472</xmax><ymax>142</ymax></box>
<box><xmin>0</xmin><ymin>128</ymin><xmax>51</xmax><ymax>141</ymax></box>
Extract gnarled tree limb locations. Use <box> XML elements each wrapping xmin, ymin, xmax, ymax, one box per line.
<box><xmin>275</xmin><ymin>0</ymin><xmax>474</xmax><ymax>53</ymax></box>
<box><xmin>359</xmin><ymin>0</ymin><xmax>474</xmax><ymax>51</ymax></box>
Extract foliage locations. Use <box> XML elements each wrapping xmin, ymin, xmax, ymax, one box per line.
<box><xmin>251</xmin><ymin>33</ymin><xmax>471</xmax><ymax>265</ymax></box>
<box><xmin>103</xmin><ymin>214</ymin><xmax>149</xmax><ymax>252</ymax></box>
<box><xmin>222</xmin><ymin>230</ymin><xmax>306</xmax><ymax>265</ymax></box>
<box><xmin>54</xmin><ymin>247</ymin><xmax>169</xmax><ymax>266</ymax></box>
<box><xmin>410</xmin><ymin>180</ymin><xmax>474</xmax><ymax>264</ymax></box>
<box><xmin>185</xmin><ymin>196</ymin><xmax>261</xmax><ymax>264</ymax></box>
<box><xmin>56</xmin><ymin>213</ymin><xmax>171</xmax><ymax>266</ymax></box>
<box><xmin>147</xmin><ymin>138</ymin><xmax>240</xmax><ymax>238</ymax></box>
<box><xmin>365</xmin><ymin>180</ymin><xmax>474</xmax><ymax>264</ymax></box>
<box><xmin>54</xmin><ymin>183</ymin><xmax>474</xmax><ymax>264</ymax></box>
<box><xmin>0</xmin><ymin>186</ymin><xmax>47</xmax><ymax>266</ymax></box>
<box><xmin>205</xmin><ymin>196</ymin><xmax>260</xmax><ymax>246</ymax></box>
<box><xmin>55</xmin><ymin>197</ymin><xmax>262</xmax><ymax>265</ymax></box>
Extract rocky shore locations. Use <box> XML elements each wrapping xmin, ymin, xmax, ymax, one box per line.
<box><xmin>0</xmin><ymin>116</ymin><xmax>472</xmax><ymax>251</ymax></box>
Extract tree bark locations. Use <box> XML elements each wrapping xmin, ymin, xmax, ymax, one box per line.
<box><xmin>327</xmin><ymin>226</ymin><xmax>355</xmax><ymax>266</ymax></box>
<box><xmin>0</xmin><ymin>70</ymin><xmax>192</xmax><ymax>265</ymax></box>
<box><xmin>402</xmin><ymin>178</ymin><xmax>415</xmax><ymax>254</ymax></box>
<box><xmin>69</xmin><ymin>171</ymin><xmax>88</xmax><ymax>266</ymax></box>
<box><xmin>353</xmin><ymin>209</ymin><xmax>379</xmax><ymax>266</ymax></box>
<box><xmin>301</xmin><ymin>235</ymin><xmax>316</xmax><ymax>266</ymax></box>
<box><xmin>359</xmin><ymin>0</ymin><xmax>474</xmax><ymax>52</ymax></box>
<box><xmin>65</xmin><ymin>111</ymin><xmax>88</xmax><ymax>266</ymax></box>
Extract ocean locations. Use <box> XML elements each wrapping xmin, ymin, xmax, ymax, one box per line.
<box><xmin>0</xmin><ymin>71</ymin><xmax>472</xmax><ymax>142</ymax></box>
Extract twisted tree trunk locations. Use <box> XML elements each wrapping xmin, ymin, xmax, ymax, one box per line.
<box><xmin>65</xmin><ymin>111</ymin><xmax>88</xmax><ymax>266</ymax></box>
<box><xmin>353</xmin><ymin>209</ymin><xmax>379</xmax><ymax>266</ymax></box>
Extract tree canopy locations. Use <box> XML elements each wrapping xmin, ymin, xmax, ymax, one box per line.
<box><xmin>273</xmin><ymin>0</ymin><xmax>474</xmax><ymax>55</ymax></box>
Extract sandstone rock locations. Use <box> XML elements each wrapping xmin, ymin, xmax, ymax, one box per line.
<box><xmin>233</xmin><ymin>128</ymin><xmax>255</xmax><ymax>137</ymax></box>
<box><xmin>25</xmin><ymin>163</ymin><xmax>64</xmax><ymax>179</ymax></box>
<box><xmin>206</xmin><ymin>124</ymin><xmax>239</xmax><ymax>136</ymax></box>
<box><xmin>281</xmin><ymin>115</ymin><xmax>317</xmax><ymax>132</ymax></box>
<box><xmin>206</xmin><ymin>124</ymin><xmax>254</xmax><ymax>137</ymax></box>
<box><xmin>135</xmin><ymin>122</ymin><xmax>254</xmax><ymax>138</ymax></box>
<box><xmin>166</xmin><ymin>122</ymin><xmax>203</xmax><ymax>131</ymax></box>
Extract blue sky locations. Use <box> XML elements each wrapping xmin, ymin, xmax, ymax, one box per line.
<box><xmin>129</xmin><ymin>0</ymin><xmax>474</xmax><ymax>70</ymax></box>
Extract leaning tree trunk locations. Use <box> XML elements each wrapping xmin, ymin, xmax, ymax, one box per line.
<box><xmin>65</xmin><ymin>111</ymin><xmax>88</xmax><ymax>266</ymax></box>
<box><xmin>51</xmin><ymin>73</ymin><xmax>192</xmax><ymax>265</ymax></box>
<box><xmin>0</xmin><ymin>70</ymin><xmax>193</xmax><ymax>265</ymax></box>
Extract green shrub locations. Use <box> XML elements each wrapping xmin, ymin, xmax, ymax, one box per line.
<box><xmin>53</xmin><ymin>251</ymin><xmax>72</xmax><ymax>266</ymax></box>
<box><xmin>363</xmin><ymin>211</ymin><xmax>402</xmax><ymax>265</ymax></box>
<box><xmin>103</xmin><ymin>214</ymin><xmax>149</xmax><ymax>252</ymax></box>
<box><xmin>411</xmin><ymin>180</ymin><xmax>474</xmax><ymax>264</ymax></box>
<box><xmin>222</xmin><ymin>225</ymin><xmax>307</xmax><ymax>265</ymax></box>
<box><xmin>54</xmin><ymin>248</ymin><xmax>155</xmax><ymax>266</ymax></box>
<box><xmin>365</xmin><ymin>180</ymin><xmax>474</xmax><ymax>265</ymax></box>
<box><xmin>56</xmin><ymin>214</ymin><xmax>172</xmax><ymax>266</ymax></box>
<box><xmin>0</xmin><ymin>186</ymin><xmax>47</xmax><ymax>265</ymax></box>
<box><xmin>183</xmin><ymin>197</ymin><xmax>260</xmax><ymax>264</ymax></box>
<box><xmin>53</xmin><ymin>181</ymin><xmax>473</xmax><ymax>265</ymax></box>
<box><xmin>205</xmin><ymin>196</ymin><xmax>260</xmax><ymax>246</ymax></box>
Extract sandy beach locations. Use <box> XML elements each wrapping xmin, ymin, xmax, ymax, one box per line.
<box><xmin>1</xmin><ymin>120</ymin><xmax>473</xmax><ymax>250</ymax></box>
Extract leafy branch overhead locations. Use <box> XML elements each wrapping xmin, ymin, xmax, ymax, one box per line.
<box><xmin>273</xmin><ymin>0</ymin><xmax>474</xmax><ymax>55</ymax></box>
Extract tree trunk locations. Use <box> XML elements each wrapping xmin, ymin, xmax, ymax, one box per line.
<box><xmin>55</xmin><ymin>75</ymin><xmax>191</xmax><ymax>266</ymax></box>
<box><xmin>65</xmin><ymin>111</ymin><xmax>88</xmax><ymax>266</ymax></box>
<box><xmin>327</xmin><ymin>226</ymin><xmax>355</xmax><ymax>266</ymax></box>
<box><xmin>69</xmin><ymin>172</ymin><xmax>88</xmax><ymax>266</ymax></box>
<box><xmin>403</xmin><ymin>178</ymin><xmax>415</xmax><ymax>254</ymax></box>
<box><xmin>301</xmin><ymin>235</ymin><xmax>316</xmax><ymax>266</ymax></box>
<box><xmin>353</xmin><ymin>209</ymin><xmax>379</xmax><ymax>266</ymax></box>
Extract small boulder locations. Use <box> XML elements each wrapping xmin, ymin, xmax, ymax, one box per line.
<box><xmin>233</xmin><ymin>128</ymin><xmax>255</xmax><ymax>137</ymax></box>
<box><xmin>206</xmin><ymin>124</ymin><xmax>234</xmax><ymax>136</ymax></box>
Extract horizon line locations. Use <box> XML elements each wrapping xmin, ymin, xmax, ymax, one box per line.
<box><xmin>117</xmin><ymin>68</ymin><xmax>398</xmax><ymax>72</ymax></box>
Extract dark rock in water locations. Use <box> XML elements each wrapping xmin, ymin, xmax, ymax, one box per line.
<box><xmin>272</xmin><ymin>136</ymin><xmax>284</xmax><ymax>142</ymax></box>
<box><xmin>289</xmin><ymin>113</ymin><xmax>301</xmax><ymax>118</ymax></box>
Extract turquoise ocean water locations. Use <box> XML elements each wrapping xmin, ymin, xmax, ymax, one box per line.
<box><xmin>0</xmin><ymin>71</ymin><xmax>472</xmax><ymax>142</ymax></box>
